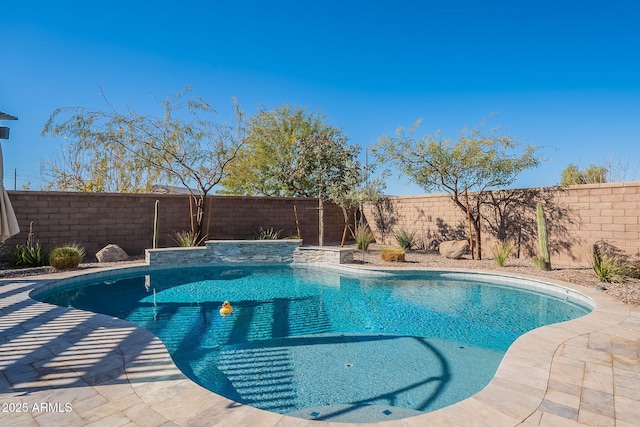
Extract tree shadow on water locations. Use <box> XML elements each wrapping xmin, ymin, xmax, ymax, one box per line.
<box><xmin>310</xmin><ymin>336</ymin><xmax>451</xmax><ymax>421</ymax></box>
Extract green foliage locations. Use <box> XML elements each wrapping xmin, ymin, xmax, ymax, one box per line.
<box><xmin>220</xmin><ymin>105</ymin><xmax>362</xmax><ymax>199</ymax></box>
<box><xmin>254</xmin><ymin>227</ymin><xmax>283</xmax><ymax>240</ymax></box>
<box><xmin>394</xmin><ymin>227</ymin><xmax>416</xmax><ymax>250</ymax></box>
<box><xmin>590</xmin><ymin>242</ymin><xmax>640</xmax><ymax>282</ymax></box>
<box><xmin>533</xmin><ymin>202</ymin><xmax>552</xmax><ymax>270</ymax></box>
<box><xmin>353</xmin><ymin>224</ymin><xmax>375</xmax><ymax>250</ymax></box>
<box><xmin>50</xmin><ymin>244</ymin><xmax>85</xmax><ymax>270</ymax></box>
<box><xmin>372</xmin><ymin>117</ymin><xmax>544</xmax><ymax>260</ymax></box>
<box><xmin>560</xmin><ymin>163</ymin><xmax>607</xmax><ymax>186</ymax></box>
<box><xmin>172</xmin><ymin>230</ymin><xmax>206</xmax><ymax>247</ymax></box>
<box><xmin>11</xmin><ymin>243</ymin><xmax>49</xmax><ymax>267</ymax></box>
<box><xmin>380</xmin><ymin>247</ymin><xmax>405</xmax><ymax>262</ymax></box>
<box><xmin>590</xmin><ymin>244</ymin><xmax>625</xmax><ymax>283</ymax></box>
<box><xmin>491</xmin><ymin>241</ymin><xmax>512</xmax><ymax>267</ymax></box>
<box><xmin>42</xmin><ymin>88</ymin><xmax>245</xmax><ymax>238</ymax></box>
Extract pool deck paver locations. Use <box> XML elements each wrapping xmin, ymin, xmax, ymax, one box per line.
<box><xmin>0</xmin><ymin>266</ymin><xmax>638</xmax><ymax>426</ymax></box>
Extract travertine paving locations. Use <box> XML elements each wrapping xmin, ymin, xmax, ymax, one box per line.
<box><xmin>0</xmin><ymin>266</ymin><xmax>638</xmax><ymax>426</ymax></box>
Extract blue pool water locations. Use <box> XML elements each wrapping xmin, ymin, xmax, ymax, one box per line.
<box><xmin>35</xmin><ymin>266</ymin><xmax>591</xmax><ymax>422</ymax></box>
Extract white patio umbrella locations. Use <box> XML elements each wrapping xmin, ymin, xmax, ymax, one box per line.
<box><xmin>0</xmin><ymin>143</ymin><xmax>19</xmax><ymax>242</ymax></box>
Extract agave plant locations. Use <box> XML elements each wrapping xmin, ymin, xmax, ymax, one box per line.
<box><xmin>11</xmin><ymin>242</ymin><xmax>49</xmax><ymax>267</ymax></box>
<box><xmin>590</xmin><ymin>244</ymin><xmax>625</xmax><ymax>283</ymax></box>
<box><xmin>394</xmin><ymin>227</ymin><xmax>416</xmax><ymax>251</ymax></box>
<box><xmin>172</xmin><ymin>230</ymin><xmax>206</xmax><ymax>247</ymax></box>
<box><xmin>254</xmin><ymin>227</ymin><xmax>283</xmax><ymax>240</ymax></box>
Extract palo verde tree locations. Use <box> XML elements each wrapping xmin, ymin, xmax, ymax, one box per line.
<box><xmin>220</xmin><ymin>104</ymin><xmax>365</xmax><ymax>245</ymax></box>
<box><xmin>560</xmin><ymin>163</ymin><xmax>607</xmax><ymax>186</ymax></box>
<box><xmin>324</xmin><ymin>154</ymin><xmax>383</xmax><ymax>246</ymax></box>
<box><xmin>42</xmin><ymin>88</ymin><xmax>245</xmax><ymax>240</ymax></box>
<box><xmin>298</xmin><ymin>132</ymin><xmax>370</xmax><ymax>245</ymax></box>
<box><xmin>372</xmin><ymin>119</ymin><xmax>543</xmax><ymax>259</ymax></box>
<box><xmin>220</xmin><ymin>105</ymin><xmax>347</xmax><ymax>197</ymax></box>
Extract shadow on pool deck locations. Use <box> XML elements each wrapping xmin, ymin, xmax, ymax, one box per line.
<box><xmin>1</xmin><ymin>268</ymin><xmax>639</xmax><ymax>426</ymax></box>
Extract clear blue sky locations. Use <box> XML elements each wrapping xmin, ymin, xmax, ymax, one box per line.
<box><xmin>2</xmin><ymin>0</ymin><xmax>639</xmax><ymax>195</ymax></box>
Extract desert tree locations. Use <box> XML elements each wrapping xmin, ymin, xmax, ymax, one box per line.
<box><xmin>560</xmin><ymin>163</ymin><xmax>607</xmax><ymax>186</ymax></box>
<box><xmin>42</xmin><ymin>87</ymin><xmax>245</xmax><ymax>240</ymax></box>
<box><xmin>372</xmin><ymin>118</ymin><xmax>544</xmax><ymax>259</ymax></box>
<box><xmin>220</xmin><ymin>105</ymin><xmax>352</xmax><ymax>197</ymax></box>
<box><xmin>220</xmin><ymin>104</ymin><xmax>366</xmax><ymax>245</ymax></box>
<box><xmin>296</xmin><ymin>131</ymin><xmax>366</xmax><ymax>245</ymax></box>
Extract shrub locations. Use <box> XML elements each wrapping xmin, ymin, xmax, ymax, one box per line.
<box><xmin>491</xmin><ymin>241</ymin><xmax>512</xmax><ymax>267</ymax></box>
<box><xmin>394</xmin><ymin>227</ymin><xmax>416</xmax><ymax>250</ymax></box>
<box><xmin>49</xmin><ymin>244</ymin><xmax>85</xmax><ymax>270</ymax></box>
<box><xmin>11</xmin><ymin>242</ymin><xmax>49</xmax><ymax>267</ymax></box>
<box><xmin>590</xmin><ymin>244</ymin><xmax>625</xmax><ymax>283</ymax></box>
<box><xmin>380</xmin><ymin>247</ymin><xmax>405</xmax><ymax>262</ymax></box>
<box><xmin>254</xmin><ymin>227</ymin><xmax>282</xmax><ymax>240</ymax></box>
<box><xmin>172</xmin><ymin>230</ymin><xmax>206</xmax><ymax>247</ymax></box>
<box><xmin>353</xmin><ymin>224</ymin><xmax>374</xmax><ymax>250</ymax></box>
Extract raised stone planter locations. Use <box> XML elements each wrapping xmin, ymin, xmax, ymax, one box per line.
<box><xmin>292</xmin><ymin>246</ymin><xmax>354</xmax><ymax>265</ymax></box>
<box><xmin>146</xmin><ymin>240</ymin><xmax>303</xmax><ymax>267</ymax></box>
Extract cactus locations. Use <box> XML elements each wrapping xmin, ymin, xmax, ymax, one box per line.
<box><xmin>533</xmin><ymin>202</ymin><xmax>552</xmax><ymax>270</ymax></box>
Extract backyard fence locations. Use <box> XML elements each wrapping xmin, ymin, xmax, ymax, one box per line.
<box><xmin>5</xmin><ymin>191</ymin><xmax>347</xmax><ymax>258</ymax></box>
<box><xmin>5</xmin><ymin>181</ymin><xmax>639</xmax><ymax>265</ymax></box>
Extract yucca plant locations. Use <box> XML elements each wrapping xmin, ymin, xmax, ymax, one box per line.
<box><xmin>254</xmin><ymin>227</ymin><xmax>282</xmax><ymax>240</ymax></box>
<box><xmin>394</xmin><ymin>227</ymin><xmax>416</xmax><ymax>250</ymax></box>
<box><xmin>491</xmin><ymin>241</ymin><xmax>512</xmax><ymax>267</ymax></box>
<box><xmin>50</xmin><ymin>244</ymin><xmax>85</xmax><ymax>270</ymax></box>
<box><xmin>172</xmin><ymin>230</ymin><xmax>206</xmax><ymax>247</ymax></box>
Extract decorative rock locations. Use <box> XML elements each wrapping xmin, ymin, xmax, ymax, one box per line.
<box><xmin>96</xmin><ymin>244</ymin><xmax>129</xmax><ymax>263</ymax></box>
<box><xmin>439</xmin><ymin>240</ymin><xmax>469</xmax><ymax>259</ymax></box>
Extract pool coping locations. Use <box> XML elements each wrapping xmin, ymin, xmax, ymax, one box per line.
<box><xmin>1</xmin><ymin>263</ymin><xmax>639</xmax><ymax>426</ymax></box>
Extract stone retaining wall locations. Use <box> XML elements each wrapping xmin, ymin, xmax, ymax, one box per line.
<box><xmin>146</xmin><ymin>240</ymin><xmax>304</xmax><ymax>267</ymax></box>
<box><xmin>292</xmin><ymin>246</ymin><xmax>354</xmax><ymax>265</ymax></box>
<box><xmin>146</xmin><ymin>241</ymin><xmax>356</xmax><ymax>267</ymax></box>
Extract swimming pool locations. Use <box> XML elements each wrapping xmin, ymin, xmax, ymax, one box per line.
<box><xmin>33</xmin><ymin>265</ymin><xmax>591</xmax><ymax>423</ymax></box>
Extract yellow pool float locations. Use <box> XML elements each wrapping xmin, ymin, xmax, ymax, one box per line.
<box><xmin>219</xmin><ymin>301</ymin><xmax>233</xmax><ymax>316</ymax></box>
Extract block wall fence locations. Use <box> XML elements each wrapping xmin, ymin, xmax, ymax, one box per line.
<box><xmin>5</xmin><ymin>191</ymin><xmax>347</xmax><ymax>258</ymax></box>
<box><xmin>362</xmin><ymin>182</ymin><xmax>639</xmax><ymax>265</ymax></box>
<box><xmin>4</xmin><ymin>181</ymin><xmax>639</xmax><ymax>265</ymax></box>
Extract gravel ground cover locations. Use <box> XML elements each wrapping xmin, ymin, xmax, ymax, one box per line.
<box><xmin>350</xmin><ymin>245</ymin><xmax>640</xmax><ymax>306</ymax></box>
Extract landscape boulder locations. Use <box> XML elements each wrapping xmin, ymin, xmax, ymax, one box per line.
<box><xmin>439</xmin><ymin>240</ymin><xmax>469</xmax><ymax>259</ymax></box>
<box><xmin>96</xmin><ymin>244</ymin><xmax>129</xmax><ymax>263</ymax></box>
